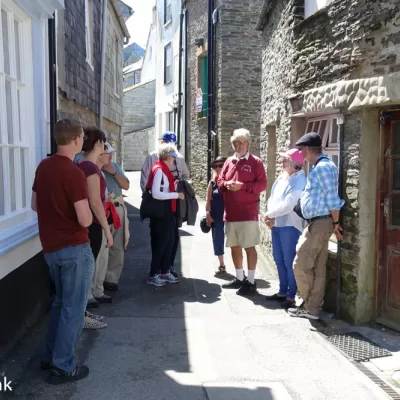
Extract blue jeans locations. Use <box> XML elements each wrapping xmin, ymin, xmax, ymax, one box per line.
<box><xmin>43</xmin><ymin>243</ymin><xmax>94</xmax><ymax>372</ymax></box>
<box><xmin>212</xmin><ymin>219</ymin><xmax>224</xmax><ymax>256</ymax></box>
<box><xmin>271</xmin><ymin>226</ymin><xmax>301</xmax><ymax>299</ymax></box>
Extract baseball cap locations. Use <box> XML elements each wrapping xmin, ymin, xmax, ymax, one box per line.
<box><xmin>295</xmin><ymin>132</ymin><xmax>322</xmax><ymax>147</ymax></box>
<box><xmin>169</xmin><ymin>150</ymin><xmax>178</xmax><ymax>158</ymax></box>
<box><xmin>279</xmin><ymin>148</ymin><xmax>304</xmax><ymax>164</ymax></box>
<box><xmin>104</xmin><ymin>142</ymin><xmax>116</xmax><ymax>154</ymax></box>
<box><xmin>162</xmin><ymin>132</ymin><xmax>177</xmax><ymax>144</ymax></box>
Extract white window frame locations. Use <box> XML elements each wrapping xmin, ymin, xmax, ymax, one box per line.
<box><xmin>304</xmin><ymin>114</ymin><xmax>340</xmax><ymax>250</ymax></box>
<box><xmin>0</xmin><ymin>0</ymin><xmax>36</xmax><ymax>245</ymax></box>
<box><xmin>85</xmin><ymin>0</ymin><xmax>94</xmax><ymax>70</ymax></box>
<box><xmin>164</xmin><ymin>42</ymin><xmax>172</xmax><ymax>85</ymax></box>
<box><xmin>304</xmin><ymin>0</ymin><xmax>333</xmax><ymax>19</ymax></box>
<box><xmin>164</xmin><ymin>0</ymin><xmax>172</xmax><ymax>25</ymax></box>
<box><xmin>167</xmin><ymin>111</ymin><xmax>174</xmax><ymax>131</ymax></box>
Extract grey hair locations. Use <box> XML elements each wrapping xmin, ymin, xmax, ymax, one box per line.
<box><xmin>289</xmin><ymin>158</ymin><xmax>303</xmax><ymax>171</ymax></box>
<box><xmin>158</xmin><ymin>143</ymin><xmax>177</xmax><ymax>161</ymax></box>
<box><xmin>230</xmin><ymin>128</ymin><xmax>252</xmax><ymax>150</ymax></box>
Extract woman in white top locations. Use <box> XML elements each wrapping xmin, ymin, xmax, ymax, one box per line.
<box><xmin>264</xmin><ymin>149</ymin><xmax>306</xmax><ymax>310</ymax></box>
<box><xmin>145</xmin><ymin>144</ymin><xmax>185</xmax><ymax>287</ymax></box>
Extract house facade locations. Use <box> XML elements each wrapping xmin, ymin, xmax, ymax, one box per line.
<box><xmin>0</xmin><ymin>0</ymin><xmax>131</xmax><ymax>358</ymax></box>
<box><xmin>56</xmin><ymin>0</ymin><xmax>132</xmax><ymax>162</ymax></box>
<box><xmin>257</xmin><ymin>0</ymin><xmax>400</xmax><ymax>327</ymax></box>
<box><xmin>0</xmin><ymin>0</ymin><xmax>64</xmax><ymax>358</ymax></box>
<box><xmin>154</xmin><ymin>0</ymin><xmax>187</xmax><ymax>154</ymax></box>
<box><xmin>185</xmin><ymin>0</ymin><xmax>263</xmax><ymax>194</ymax></box>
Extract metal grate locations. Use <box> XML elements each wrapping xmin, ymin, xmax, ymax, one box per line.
<box><xmin>326</xmin><ymin>332</ymin><xmax>392</xmax><ymax>362</ymax></box>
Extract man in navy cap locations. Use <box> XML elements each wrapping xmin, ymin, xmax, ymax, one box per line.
<box><xmin>140</xmin><ymin>132</ymin><xmax>190</xmax><ymax>277</ymax></box>
<box><xmin>288</xmin><ymin>132</ymin><xmax>344</xmax><ymax>320</ymax></box>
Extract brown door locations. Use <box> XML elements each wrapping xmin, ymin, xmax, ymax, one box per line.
<box><xmin>377</xmin><ymin>114</ymin><xmax>400</xmax><ymax>330</ymax></box>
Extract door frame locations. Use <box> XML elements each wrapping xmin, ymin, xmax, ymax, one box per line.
<box><xmin>374</xmin><ymin>110</ymin><xmax>400</xmax><ymax>331</ymax></box>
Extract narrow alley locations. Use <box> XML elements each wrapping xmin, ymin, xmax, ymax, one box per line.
<box><xmin>0</xmin><ymin>172</ymin><xmax>393</xmax><ymax>400</ymax></box>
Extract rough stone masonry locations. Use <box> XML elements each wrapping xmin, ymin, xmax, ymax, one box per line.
<box><xmin>258</xmin><ymin>0</ymin><xmax>400</xmax><ymax>323</ymax></box>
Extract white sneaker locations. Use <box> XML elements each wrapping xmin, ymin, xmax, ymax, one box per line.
<box><xmin>86</xmin><ymin>311</ymin><xmax>104</xmax><ymax>321</ymax></box>
<box><xmin>83</xmin><ymin>315</ymin><xmax>107</xmax><ymax>329</ymax></box>
<box><xmin>146</xmin><ymin>274</ymin><xmax>167</xmax><ymax>287</ymax></box>
<box><xmin>160</xmin><ymin>272</ymin><xmax>179</xmax><ymax>284</ymax></box>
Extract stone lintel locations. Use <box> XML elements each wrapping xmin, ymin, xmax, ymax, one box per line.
<box><xmin>302</xmin><ymin>73</ymin><xmax>400</xmax><ymax>114</ymax></box>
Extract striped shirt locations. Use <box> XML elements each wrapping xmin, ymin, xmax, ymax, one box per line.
<box><xmin>300</xmin><ymin>154</ymin><xmax>344</xmax><ymax>219</ymax></box>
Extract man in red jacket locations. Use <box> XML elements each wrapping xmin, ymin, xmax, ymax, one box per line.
<box><xmin>218</xmin><ymin>129</ymin><xmax>267</xmax><ymax>295</ymax></box>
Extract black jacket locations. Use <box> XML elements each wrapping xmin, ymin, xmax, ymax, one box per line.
<box><xmin>176</xmin><ymin>179</ymin><xmax>198</xmax><ymax>227</ymax></box>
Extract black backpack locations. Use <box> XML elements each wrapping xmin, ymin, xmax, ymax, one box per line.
<box><xmin>293</xmin><ymin>157</ymin><xmax>329</xmax><ymax>219</ymax></box>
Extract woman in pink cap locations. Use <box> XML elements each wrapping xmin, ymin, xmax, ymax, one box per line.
<box><xmin>264</xmin><ymin>149</ymin><xmax>306</xmax><ymax>310</ymax></box>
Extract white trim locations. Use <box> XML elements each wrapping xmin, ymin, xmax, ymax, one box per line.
<box><xmin>84</xmin><ymin>0</ymin><xmax>93</xmax><ymax>69</ymax></box>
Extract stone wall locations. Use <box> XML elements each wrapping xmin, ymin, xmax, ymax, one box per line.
<box><xmin>186</xmin><ymin>0</ymin><xmax>263</xmax><ymax>195</ymax></box>
<box><xmin>123</xmin><ymin>127</ymin><xmax>155</xmax><ymax>171</ymax></box>
<box><xmin>57</xmin><ymin>0</ymin><xmax>125</xmax><ymax>158</ymax></box>
<box><xmin>123</xmin><ymin>80</ymin><xmax>156</xmax><ymax>134</ymax></box>
<box><xmin>58</xmin><ymin>92</ymin><xmax>122</xmax><ymax>164</ymax></box>
<box><xmin>258</xmin><ymin>0</ymin><xmax>400</xmax><ymax>322</ymax></box>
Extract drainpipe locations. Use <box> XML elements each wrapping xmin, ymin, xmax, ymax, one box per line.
<box><xmin>207</xmin><ymin>0</ymin><xmax>214</xmax><ymax>182</ymax></box>
<box><xmin>48</xmin><ymin>15</ymin><xmax>57</xmax><ymax>156</ymax></box>
<box><xmin>184</xmin><ymin>8</ymin><xmax>189</xmax><ymax>161</ymax></box>
<box><xmin>177</xmin><ymin>0</ymin><xmax>184</xmax><ymax>148</ymax></box>
<box><xmin>98</xmin><ymin>0</ymin><xmax>108</xmax><ymax>130</ymax></box>
<box><xmin>336</xmin><ymin>113</ymin><xmax>345</xmax><ymax>318</ymax></box>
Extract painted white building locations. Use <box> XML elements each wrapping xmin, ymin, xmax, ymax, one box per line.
<box><xmin>0</xmin><ymin>0</ymin><xmax>64</xmax><ymax>355</ymax></box>
<box><xmin>140</xmin><ymin>6</ymin><xmax>157</xmax><ymax>83</ymax></box>
<box><xmin>154</xmin><ymin>0</ymin><xmax>186</xmax><ymax>155</ymax></box>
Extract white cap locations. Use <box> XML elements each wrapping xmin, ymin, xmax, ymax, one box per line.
<box><xmin>104</xmin><ymin>142</ymin><xmax>116</xmax><ymax>154</ymax></box>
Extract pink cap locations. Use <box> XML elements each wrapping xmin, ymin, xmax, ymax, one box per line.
<box><xmin>279</xmin><ymin>148</ymin><xmax>304</xmax><ymax>165</ymax></box>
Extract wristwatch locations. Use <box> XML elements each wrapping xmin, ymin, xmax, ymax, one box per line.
<box><xmin>333</xmin><ymin>220</ymin><xmax>339</xmax><ymax>225</ymax></box>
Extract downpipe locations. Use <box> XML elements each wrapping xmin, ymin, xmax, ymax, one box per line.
<box><xmin>98</xmin><ymin>0</ymin><xmax>108</xmax><ymax>130</ymax></box>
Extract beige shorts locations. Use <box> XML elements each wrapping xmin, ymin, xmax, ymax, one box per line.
<box><xmin>225</xmin><ymin>221</ymin><xmax>260</xmax><ymax>249</ymax></box>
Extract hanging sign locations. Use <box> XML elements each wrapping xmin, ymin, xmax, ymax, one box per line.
<box><xmin>196</xmin><ymin>88</ymin><xmax>203</xmax><ymax>112</ymax></box>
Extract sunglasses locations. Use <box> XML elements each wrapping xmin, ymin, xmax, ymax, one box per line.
<box><xmin>213</xmin><ymin>163</ymin><xmax>224</xmax><ymax>169</ymax></box>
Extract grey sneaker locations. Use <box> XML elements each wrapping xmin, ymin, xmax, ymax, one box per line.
<box><xmin>288</xmin><ymin>306</ymin><xmax>319</xmax><ymax>320</ymax></box>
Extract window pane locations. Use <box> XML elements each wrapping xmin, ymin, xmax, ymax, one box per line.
<box><xmin>5</xmin><ymin>79</ymin><xmax>14</xmax><ymax>144</ymax></box>
<box><xmin>0</xmin><ymin>149</ymin><xmax>4</xmax><ymax>215</ymax></box>
<box><xmin>17</xmin><ymin>89</ymin><xmax>22</xmax><ymax>141</ymax></box>
<box><xmin>331</xmin><ymin>154</ymin><xmax>339</xmax><ymax>168</ymax></box>
<box><xmin>314</xmin><ymin>121</ymin><xmax>320</xmax><ymax>133</ymax></box>
<box><xmin>2</xmin><ymin>10</ymin><xmax>10</xmax><ymax>75</ymax></box>
<box><xmin>392</xmin><ymin>196</ymin><xmax>400</xmax><ymax>227</ymax></box>
<box><xmin>394</xmin><ymin>122</ymin><xmax>400</xmax><ymax>155</ymax></box>
<box><xmin>331</xmin><ymin>118</ymin><xmax>338</xmax><ymax>144</ymax></box>
<box><xmin>20</xmin><ymin>148</ymin><xmax>26</xmax><ymax>207</ymax></box>
<box><xmin>319</xmin><ymin>119</ymin><xmax>327</xmax><ymax>137</ymax></box>
<box><xmin>14</xmin><ymin>20</ymin><xmax>21</xmax><ymax>81</ymax></box>
<box><xmin>9</xmin><ymin>148</ymin><xmax>16</xmax><ymax>212</ymax></box>
<box><xmin>306</xmin><ymin>121</ymin><xmax>313</xmax><ymax>133</ymax></box>
<box><xmin>393</xmin><ymin>159</ymin><xmax>400</xmax><ymax>190</ymax></box>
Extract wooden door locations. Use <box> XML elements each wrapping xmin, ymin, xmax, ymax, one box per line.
<box><xmin>378</xmin><ymin>115</ymin><xmax>400</xmax><ymax>330</ymax></box>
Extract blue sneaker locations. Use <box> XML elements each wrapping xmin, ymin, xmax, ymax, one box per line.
<box><xmin>146</xmin><ymin>275</ymin><xmax>167</xmax><ymax>287</ymax></box>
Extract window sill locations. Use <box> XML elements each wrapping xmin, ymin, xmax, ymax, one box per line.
<box><xmin>0</xmin><ymin>219</ymin><xmax>39</xmax><ymax>257</ymax></box>
<box><xmin>164</xmin><ymin>20</ymin><xmax>172</xmax><ymax>28</ymax></box>
<box><xmin>164</xmin><ymin>80</ymin><xmax>172</xmax><ymax>86</ymax></box>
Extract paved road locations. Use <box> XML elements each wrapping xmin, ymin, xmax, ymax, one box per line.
<box><xmin>0</xmin><ymin>172</ymin><xmax>390</xmax><ymax>399</ymax></box>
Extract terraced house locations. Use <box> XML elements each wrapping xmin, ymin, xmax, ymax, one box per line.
<box><xmin>0</xmin><ymin>0</ymin><xmax>132</xmax><ymax>357</ymax></box>
<box><xmin>257</xmin><ymin>0</ymin><xmax>400</xmax><ymax>328</ymax></box>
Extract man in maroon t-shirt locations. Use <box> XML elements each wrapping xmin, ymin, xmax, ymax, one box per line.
<box><xmin>31</xmin><ymin>118</ymin><xmax>94</xmax><ymax>385</ymax></box>
<box><xmin>218</xmin><ymin>129</ymin><xmax>267</xmax><ymax>296</ymax></box>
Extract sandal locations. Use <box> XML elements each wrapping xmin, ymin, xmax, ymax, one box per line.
<box><xmin>83</xmin><ymin>315</ymin><xmax>107</xmax><ymax>330</ymax></box>
<box><xmin>215</xmin><ymin>266</ymin><xmax>226</xmax><ymax>274</ymax></box>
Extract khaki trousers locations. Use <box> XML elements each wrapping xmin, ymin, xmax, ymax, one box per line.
<box><xmin>293</xmin><ymin>218</ymin><xmax>333</xmax><ymax>316</ymax></box>
<box><xmin>92</xmin><ymin>231</ymin><xmax>109</xmax><ymax>298</ymax></box>
<box><xmin>105</xmin><ymin>205</ymin><xmax>126</xmax><ymax>284</ymax></box>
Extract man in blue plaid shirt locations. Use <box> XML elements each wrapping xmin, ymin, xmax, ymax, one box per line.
<box><xmin>289</xmin><ymin>132</ymin><xmax>344</xmax><ymax>320</ymax></box>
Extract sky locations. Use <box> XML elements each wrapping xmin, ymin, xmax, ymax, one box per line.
<box><xmin>124</xmin><ymin>0</ymin><xmax>155</xmax><ymax>49</ymax></box>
